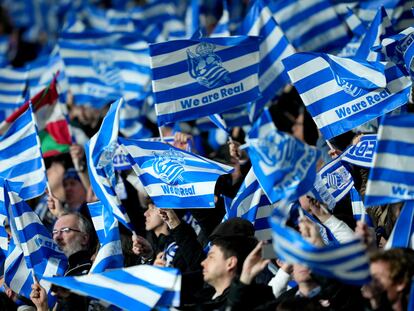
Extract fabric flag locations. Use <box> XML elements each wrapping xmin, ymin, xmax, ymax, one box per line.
<box><xmin>210</xmin><ymin>0</ymin><xmax>230</xmax><ymax>37</ymax></box>
<box><xmin>246</xmin><ymin>129</ymin><xmax>320</xmax><ymax>204</ymax></box>
<box><xmin>267</xmin><ymin>0</ymin><xmax>350</xmax><ymax>53</ymax></box>
<box><xmin>2</xmin><ymin>79</ymin><xmax>72</xmax><ymax>158</ymax></box>
<box><xmin>119</xmin><ymin>138</ymin><xmax>233</xmax><ymax>209</ymax></box>
<box><xmin>43</xmin><ymin>265</ymin><xmax>181</xmax><ymax>310</ymax></box>
<box><xmin>0</xmin><ymin>105</ymin><xmax>47</xmax><ymax>200</ymax></box>
<box><xmin>185</xmin><ymin>0</ymin><xmax>202</xmax><ymax>38</ymax></box>
<box><xmin>365</xmin><ymin>114</ymin><xmax>414</xmax><ymax>206</ymax></box>
<box><xmin>1</xmin><ymin>179</ymin><xmax>67</xmax><ymax>307</ymax></box>
<box><xmin>341</xmin><ymin>134</ymin><xmax>377</xmax><ymax>168</ymax></box>
<box><xmin>208</xmin><ymin>114</ymin><xmax>229</xmax><ymax>134</ymax></box>
<box><xmin>88</xmin><ymin>201</ymin><xmax>123</xmax><ymax>273</ymax></box>
<box><xmin>59</xmin><ymin>35</ymin><xmax>151</xmax><ymax>108</ymax></box>
<box><xmin>385</xmin><ymin>200</ymin><xmax>414</xmax><ymax>249</ymax></box>
<box><xmin>355</xmin><ymin>7</ymin><xmax>395</xmax><ymax>61</ymax></box>
<box><xmin>86</xmin><ymin>98</ymin><xmax>134</xmax><ymax>232</ymax></box>
<box><xmin>150</xmin><ymin>35</ymin><xmax>261</xmax><ymax>126</ymax></box>
<box><xmin>284</xmin><ymin>52</ymin><xmax>411</xmax><ymax>139</ymax></box>
<box><xmin>3</xmin><ymin>180</ymin><xmax>67</xmax><ymax>270</ymax></box>
<box><xmin>240</xmin><ymin>0</ymin><xmax>295</xmax><ymax>117</ymax></box>
<box><xmin>270</xmin><ymin>208</ymin><xmax>371</xmax><ymax>285</ymax></box>
<box><xmin>350</xmin><ymin>187</ymin><xmax>374</xmax><ymax>228</ymax></box>
<box><xmin>0</xmin><ymin>182</ymin><xmax>9</xmax><ymax>275</ymax></box>
<box><xmin>316</xmin><ymin>156</ymin><xmax>354</xmax><ymax>205</ymax></box>
<box><xmin>227</xmin><ymin>168</ymin><xmax>277</xmax><ymax>241</ymax></box>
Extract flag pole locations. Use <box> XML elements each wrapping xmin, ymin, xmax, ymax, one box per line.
<box><xmin>158</xmin><ymin>126</ymin><xmax>165</xmax><ymax>142</ymax></box>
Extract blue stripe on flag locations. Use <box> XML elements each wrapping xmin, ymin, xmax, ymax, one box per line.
<box><xmin>365</xmin><ymin>114</ymin><xmax>414</xmax><ymax>206</ymax></box>
<box><xmin>284</xmin><ymin>52</ymin><xmax>411</xmax><ymax>139</ymax></box>
<box><xmin>270</xmin><ymin>209</ymin><xmax>371</xmax><ymax>285</ymax></box>
<box><xmin>119</xmin><ymin>138</ymin><xmax>233</xmax><ymax>209</ymax></box>
<box><xmin>150</xmin><ymin>35</ymin><xmax>261</xmax><ymax>126</ymax></box>
<box><xmin>43</xmin><ymin>265</ymin><xmax>181</xmax><ymax>310</ymax></box>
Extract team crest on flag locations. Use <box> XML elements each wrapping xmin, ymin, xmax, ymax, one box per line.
<box><xmin>150</xmin><ymin>36</ymin><xmax>261</xmax><ymax>125</ymax></box>
<box><xmin>91</xmin><ymin>51</ymin><xmax>125</xmax><ymax>89</ymax></box>
<box><xmin>334</xmin><ymin>73</ymin><xmax>363</xmax><ymax>97</ymax></box>
<box><xmin>187</xmin><ymin>42</ymin><xmax>231</xmax><ymax>88</ymax></box>
<box><xmin>152</xmin><ymin>149</ymin><xmax>185</xmax><ymax>186</ymax></box>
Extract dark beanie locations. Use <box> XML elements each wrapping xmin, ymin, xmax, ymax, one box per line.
<box><xmin>209</xmin><ymin>218</ymin><xmax>255</xmax><ymax>241</ymax></box>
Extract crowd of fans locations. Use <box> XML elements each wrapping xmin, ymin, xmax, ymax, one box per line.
<box><xmin>0</xmin><ymin>1</ymin><xmax>414</xmax><ymax>311</ymax></box>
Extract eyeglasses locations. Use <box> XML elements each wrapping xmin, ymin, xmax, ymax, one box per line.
<box><xmin>52</xmin><ymin>227</ymin><xmax>82</xmax><ymax>236</ymax></box>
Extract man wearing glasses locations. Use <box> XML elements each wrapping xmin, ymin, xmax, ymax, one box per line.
<box><xmin>31</xmin><ymin>211</ymin><xmax>95</xmax><ymax>311</ymax></box>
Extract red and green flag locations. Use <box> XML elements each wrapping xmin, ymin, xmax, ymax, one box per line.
<box><xmin>2</xmin><ymin>78</ymin><xmax>72</xmax><ymax>157</ymax></box>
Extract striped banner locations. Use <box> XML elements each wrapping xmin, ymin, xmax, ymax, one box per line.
<box><xmin>284</xmin><ymin>52</ymin><xmax>411</xmax><ymax>139</ymax></box>
<box><xmin>119</xmin><ymin>138</ymin><xmax>233</xmax><ymax>209</ymax></box>
<box><xmin>365</xmin><ymin>114</ymin><xmax>414</xmax><ymax>206</ymax></box>
<box><xmin>341</xmin><ymin>134</ymin><xmax>377</xmax><ymax>168</ymax></box>
<box><xmin>150</xmin><ymin>36</ymin><xmax>261</xmax><ymax>125</ymax></box>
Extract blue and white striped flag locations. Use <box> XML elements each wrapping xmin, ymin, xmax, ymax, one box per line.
<box><xmin>385</xmin><ymin>200</ymin><xmax>414</xmax><ymax>250</ymax></box>
<box><xmin>43</xmin><ymin>265</ymin><xmax>181</xmax><ymax>310</ymax></box>
<box><xmin>365</xmin><ymin>114</ymin><xmax>414</xmax><ymax>206</ymax></box>
<box><xmin>270</xmin><ymin>208</ymin><xmax>371</xmax><ymax>285</ymax></box>
<box><xmin>119</xmin><ymin>138</ymin><xmax>233</xmax><ymax>209</ymax></box>
<box><xmin>196</xmin><ymin>105</ymin><xmax>251</xmax><ymax>131</ymax></box>
<box><xmin>240</xmin><ymin>0</ymin><xmax>295</xmax><ymax>117</ymax></box>
<box><xmin>341</xmin><ymin>134</ymin><xmax>377</xmax><ymax>168</ymax></box>
<box><xmin>350</xmin><ymin>187</ymin><xmax>374</xmax><ymax>228</ymax></box>
<box><xmin>248</xmin><ymin>107</ymin><xmax>276</xmax><ymax>140</ymax></box>
<box><xmin>150</xmin><ymin>35</ymin><xmax>261</xmax><ymax>126</ymax></box>
<box><xmin>3</xmin><ymin>180</ymin><xmax>67</xmax><ymax>271</ymax></box>
<box><xmin>88</xmin><ymin>201</ymin><xmax>123</xmax><ymax>274</ymax></box>
<box><xmin>246</xmin><ymin>128</ymin><xmax>320</xmax><ymax>204</ymax></box>
<box><xmin>316</xmin><ymin>156</ymin><xmax>354</xmax><ymax>205</ymax></box>
<box><xmin>1</xmin><ymin>180</ymin><xmax>67</xmax><ymax>307</ymax></box>
<box><xmin>185</xmin><ymin>0</ymin><xmax>202</xmax><ymax>38</ymax></box>
<box><xmin>0</xmin><ymin>106</ymin><xmax>47</xmax><ymax>200</ymax></box>
<box><xmin>59</xmin><ymin>36</ymin><xmax>151</xmax><ymax>108</ymax></box>
<box><xmin>355</xmin><ymin>7</ymin><xmax>395</xmax><ymax>62</ymax></box>
<box><xmin>267</xmin><ymin>0</ymin><xmax>350</xmax><ymax>53</ymax></box>
<box><xmin>227</xmin><ymin>168</ymin><xmax>277</xmax><ymax>241</ymax></box>
<box><xmin>284</xmin><ymin>52</ymin><xmax>412</xmax><ymax>139</ymax></box>
<box><xmin>86</xmin><ymin>98</ymin><xmax>134</xmax><ymax>232</ymax></box>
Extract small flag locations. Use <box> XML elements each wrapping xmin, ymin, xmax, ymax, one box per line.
<box><xmin>88</xmin><ymin>201</ymin><xmax>123</xmax><ymax>273</ymax></box>
<box><xmin>270</xmin><ymin>208</ymin><xmax>371</xmax><ymax>285</ymax></box>
<box><xmin>317</xmin><ymin>156</ymin><xmax>354</xmax><ymax>204</ymax></box>
<box><xmin>247</xmin><ymin>127</ymin><xmax>320</xmax><ymax>204</ymax></box>
<box><xmin>226</xmin><ymin>168</ymin><xmax>277</xmax><ymax>241</ymax></box>
<box><xmin>355</xmin><ymin>7</ymin><xmax>395</xmax><ymax>61</ymax></box>
<box><xmin>240</xmin><ymin>0</ymin><xmax>295</xmax><ymax>119</ymax></box>
<box><xmin>119</xmin><ymin>138</ymin><xmax>233</xmax><ymax>209</ymax></box>
<box><xmin>268</xmin><ymin>0</ymin><xmax>350</xmax><ymax>53</ymax></box>
<box><xmin>86</xmin><ymin>98</ymin><xmax>134</xmax><ymax>232</ymax></box>
<box><xmin>150</xmin><ymin>35</ymin><xmax>261</xmax><ymax>126</ymax></box>
<box><xmin>284</xmin><ymin>52</ymin><xmax>411</xmax><ymax>139</ymax></box>
<box><xmin>341</xmin><ymin>134</ymin><xmax>377</xmax><ymax>168</ymax></box>
<box><xmin>0</xmin><ymin>105</ymin><xmax>47</xmax><ymax>200</ymax></box>
<box><xmin>43</xmin><ymin>265</ymin><xmax>181</xmax><ymax>310</ymax></box>
<box><xmin>365</xmin><ymin>114</ymin><xmax>414</xmax><ymax>206</ymax></box>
